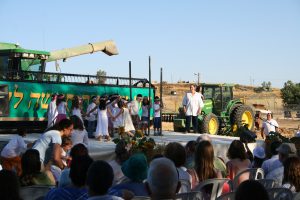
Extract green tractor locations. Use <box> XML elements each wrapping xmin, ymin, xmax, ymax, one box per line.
<box><xmin>173</xmin><ymin>83</ymin><xmax>255</xmax><ymax>135</ymax></box>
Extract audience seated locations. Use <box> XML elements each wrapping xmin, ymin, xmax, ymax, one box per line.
<box><xmin>188</xmin><ymin>140</ymin><xmax>222</xmax><ymax>191</ymax></box>
<box><xmin>226</xmin><ymin>140</ymin><xmax>251</xmax><ymax>184</ymax></box>
<box><xmin>146</xmin><ymin>157</ymin><xmax>181</xmax><ymax>200</ymax></box>
<box><xmin>235</xmin><ymin>180</ymin><xmax>269</xmax><ymax>200</ymax></box>
<box><xmin>282</xmin><ymin>156</ymin><xmax>300</xmax><ymax>192</ymax></box>
<box><xmin>45</xmin><ymin>155</ymin><xmax>93</xmax><ymax>200</ymax></box>
<box><xmin>164</xmin><ymin>142</ymin><xmax>192</xmax><ymax>193</ymax></box>
<box><xmin>58</xmin><ymin>143</ymin><xmax>89</xmax><ymax>188</ymax></box>
<box><xmin>196</xmin><ymin>134</ymin><xmax>227</xmax><ymax>177</ymax></box>
<box><xmin>108</xmin><ymin>139</ymin><xmax>130</xmax><ymax>186</ymax></box>
<box><xmin>261</xmin><ymin>141</ymin><xmax>282</xmax><ymax>176</ymax></box>
<box><xmin>108</xmin><ymin>153</ymin><xmax>149</xmax><ymax>197</ymax></box>
<box><xmin>266</xmin><ymin>143</ymin><xmax>297</xmax><ymax>186</ymax></box>
<box><xmin>20</xmin><ymin>149</ymin><xmax>55</xmax><ymax>186</ymax></box>
<box><xmin>86</xmin><ymin>160</ymin><xmax>123</xmax><ymax>200</ymax></box>
<box><xmin>0</xmin><ymin>169</ymin><xmax>22</xmax><ymax>200</ymax></box>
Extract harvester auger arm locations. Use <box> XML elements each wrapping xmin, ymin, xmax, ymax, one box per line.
<box><xmin>47</xmin><ymin>40</ymin><xmax>118</xmax><ymax>62</ymax></box>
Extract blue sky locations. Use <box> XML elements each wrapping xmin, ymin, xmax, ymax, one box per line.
<box><xmin>1</xmin><ymin>0</ymin><xmax>299</xmax><ymax>88</ymax></box>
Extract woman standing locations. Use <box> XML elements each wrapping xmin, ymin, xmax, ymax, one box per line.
<box><xmin>55</xmin><ymin>94</ymin><xmax>69</xmax><ymax>124</ymax></box>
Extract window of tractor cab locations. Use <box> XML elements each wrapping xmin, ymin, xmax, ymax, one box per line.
<box><xmin>0</xmin><ymin>55</ymin><xmax>9</xmax><ymax>78</ymax></box>
<box><xmin>20</xmin><ymin>58</ymin><xmax>43</xmax><ymax>72</ymax></box>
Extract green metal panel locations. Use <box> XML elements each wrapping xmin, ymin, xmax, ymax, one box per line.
<box><xmin>0</xmin><ymin>80</ymin><xmax>154</xmax><ymax>121</ymax></box>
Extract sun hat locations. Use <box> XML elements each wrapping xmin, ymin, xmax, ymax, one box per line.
<box><xmin>253</xmin><ymin>146</ymin><xmax>266</xmax><ymax>159</ymax></box>
<box><xmin>276</xmin><ymin>143</ymin><xmax>297</xmax><ymax>156</ymax></box>
<box><xmin>121</xmin><ymin>153</ymin><xmax>148</xmax><ymax>182</ymax></box>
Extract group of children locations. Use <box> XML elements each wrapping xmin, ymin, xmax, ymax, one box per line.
<box><xmin>48</xmin><ymin>92</ymin><xmax>163</xmax><ymax>142</ymax></box>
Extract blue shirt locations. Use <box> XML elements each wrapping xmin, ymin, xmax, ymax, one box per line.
<box><xmin>45</xmin><ymin>187</ymin><xmax>88</xmax><ymax>200</ymax></box>
<box><xmin>108</xmin><ymin>182</ymin><xmax>148</xmax><ymax>197</ymax></box>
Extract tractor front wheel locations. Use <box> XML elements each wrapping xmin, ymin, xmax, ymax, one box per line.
<box><xmin>200</xmin><ymin>113</ymin><xmax>220</xmax><ymax>135</ymax></box>
<box><xmin>232</xmin><ymin>105</ymin><xmax>255</xmax><ymax>131</ymax></box>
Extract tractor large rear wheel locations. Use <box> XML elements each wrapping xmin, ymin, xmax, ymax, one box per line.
<box><xmin>232</xmin><ymin>105</ymin><xmax>255</xmax><ymax>130</ymax></box>
<box><xmin>200</xmin><ymin>113</ymin><xmax>220</xmax><ymax>135</ymax></box>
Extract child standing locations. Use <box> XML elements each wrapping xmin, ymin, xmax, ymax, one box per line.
<box><xmin>0</xmin><ymin>128</ymin><xmax>32</xmax><ymax>176</ymax></box>
<box><xmin>47</xmin><ymin>94</ymin><xmax>58</xmax><ymax>128</ymax></box>
<box><xmin>70</xmin><ymin>115</ymin><xmax>89</xmax><ymax>147</ymax></box>
<box><xmin>153</xmin><ymin>96</ymin><xmax>163</xmax><ymax>136</ymax></box>
<box><xmin>56</xmin><ymin>94</ymin><xmax>69</xmax><ymax>124</ymax></box>
<box><xmin>141</xmin><ymin>96</ymin><xmax>152</xmax><ymax>136</ymax></box>
<box><xmin>71</xmin><ymin>96</ymin><xmax>84</xmax><ymax>123</ymax></box>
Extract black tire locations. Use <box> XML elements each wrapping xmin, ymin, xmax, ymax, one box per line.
<box><xmin>232</xmin><ymin>105</ymin><xmax>255</xmax><ymax>130</ymax></box>
<box><xmin>200</xmin><ymin>113</ymin><xmax>220</xmax><ymax>135</ymax></box>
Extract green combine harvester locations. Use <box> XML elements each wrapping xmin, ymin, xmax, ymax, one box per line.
<box><xmin>173</xmin><ymin>83</ymin><xmax>254</xmax><ymax>134</ymax></box>
<box><xmin>0</xmin><ymin>41</ymin><xmax>154</xmax><ymax>131</ymax></box>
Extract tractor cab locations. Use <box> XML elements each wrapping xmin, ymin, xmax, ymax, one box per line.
<box><xmin>0</xmin><ymin>43</ymin><xmax>49</xmax><ymax>80</ymax></box>
<box><xmin>201</xmin><ymin>83</ymin><xmax>234</xmax><ymax>116</ymax></box>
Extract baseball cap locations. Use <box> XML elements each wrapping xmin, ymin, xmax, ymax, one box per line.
<box><xmin>276</xmin><ymin>143</ymin><xmax>297</xmax><ymax>156</ymax></box>
<box><xmin>253</xmin><ymin>146</ymin><xmax>266</xmax><ymax>159</ymax></box>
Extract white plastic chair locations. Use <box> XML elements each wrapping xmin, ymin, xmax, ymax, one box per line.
<box><xmin>233</xmin><ymin>168</ymin><xmax>264</xmax><ymax>190</ymax></box>
<box><xmin>216</xmin><ymin>192</ymin><xmax>236</xmax><ymax>200</ymax></box>
<box><xmin>192</xmin><ymin>178</ymin><xmax>230</xmax><ymax>200</ymax></box>
<box><xmin>257</xmin><ymin>178</ymin><xmax>277</xmax><ymax>189</ymax></box>
<box><xmin>267</xmin><ymin>188</ymin><xmax>293</xmax><ymax>200</ymax></box>
<box><xmin>20</xmin><ymin>185</ymin><xmax>54</xmax><ymax>200</ymax></box>
<box><xmin>176</xmin><ymin>191</ymin><xmax>205</xmax><ymax>200</ymax></box>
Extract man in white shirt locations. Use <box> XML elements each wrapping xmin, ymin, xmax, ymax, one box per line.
<box><xmin>261</xmin><ymin>113</ymin><xmax>279</xmax><ymax>139</ymax></box>
<box><xmin>182</xmin><ymin>84</ymin><xmax>204</xmax><ymax>133</ymax></box>
<box><xmin>86</xmin><ymin>96</ymin><xmax>98</xmax><ymax>138</ymax></box>
<box><xmin>128</xmin><ymin>94</ymin><xmax>143</xmax><ymax>130</ymax></box>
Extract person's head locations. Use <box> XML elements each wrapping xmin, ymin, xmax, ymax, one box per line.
<box><xmin>115</xmin><ymin>140</ymin><xmax>130</xmax><ymax>164</ymax></box>
<box><xmin>267</xmin><ymin>112</ymin><xmax>272</xmax><ymax>120</ymax></box>
<box><xmin>235</xmin><ymin>180</ymin><xmax>269</xmax><ymax>200</ymax></box>
<box><xmin>71</xmin><ymin>95</ymin><xmax>80</xmax><ymax>109</ymax></box>
<box><xmin>56</xmin><ymin>94</ymin><xmax>66</xmax><ymax>106</ymax></box>
<box><xmin>196</xmin><ymin>133</ymin><xmax>212</xmax><ymax>143</ymax></box>
<box><xmin>86</xmin><ymin>160</ymin><xmax>114</xmax><ymax>196</ymax></box>
<box><xmin>69</xmin><ymin>155</ymin><xmax>93</xmax><ymax>187</ymax></box>
<box><xmin>117</xmin><ymin>99</ymin><xmax>125</xmax><ymax>109</ymax></box>
<box><xmin>164</xmin><ymin>142</ymin><xmax>186</xmax><ymax>168</ymax></box>
<box><xmin>270</xmin><ymin>141</ymin><xmax>282</xmax><ymax>156</ymax></box>
<box><xmin>283</xmin><ymin>156</ymin><xmax>300</xmax><ymax>192</ymax></box>
<box><xmin>190</xmin><ymin>84</ymin><xmax>196</xmax><ymax>93</ymax></box>
<box><xmin>70</xmin><ymin>143</ymin><xmax>89</xmax><ymax>158</ymax></box>
<box><xmin>56</xmin><ymin>118</ymin><xmax>74</xmax><ymax>137</ymax></box>
<box><xmin>194</xmin><ymin>140</ymin><xmax>216</xmax><ymax>181</ymax></box>
<box><xmin>17</xmin><ymin>127</ymin><xmax>27</xmax><ymax>137</ymax></box>
<box><xmin>61</xmin><ymin>136</ymin><xmax>73</xmax><ymax>152</ymax></box>
<box><xmin>98</xmin><ymin>98</ymin><xmax>107</xmax><ymax>110</ymax></box>
<box><xmin>70</xmin><ymin>115</ymin><xmax>84</xmax><ymax>131</ymax></box>
<box><xmin>185</xmin><ymin>140</ymin><xmax>197</xmax><ymax>156</ymax></box>
<box><xmin>154</xmin><ymin>96</ymin><xmax>160</xmax><ymax>104</ymax></box>
<box><xmin>0</xmin><ymin>170</ymin><xmax>21</xmax><ymax>200</ymax></box>
<box><xmin>121</xmin><ymin>153</ymin><xmax>148</xmax><ymax>182</ymax></box>
<box><xmin>277</xmin><ymin>143</ymin><xmax>297</xmax><ymax>162</ymax></box>
<box><xmin>227</xmin><ymin>140</ymin><xmax>247</xmax><ymax>160</ymax></box>
<box><xmin>146</xmin><ymin>157</ymin><xmax>181</xmax><ymax>200</ymax></box>
<box><xmin>21</xmin><ymin>149</ymin><xmax>41</xmax><ymax>176</ymax></box>
<box><xmin>91</xmin><ymin>96</ymin><xmax>97</xmax><ymax>103</ymax></box>
<box><xmin>136</xmin><ymin>94</ymin><xmax>143</xmax><ymax>102</ymax></box>
<box><xmin>142</xmin><ymin>96</ymin><xmax>149</xmax><ymax>106</ymax></box>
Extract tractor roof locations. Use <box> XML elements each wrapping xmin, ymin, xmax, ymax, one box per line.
<box><xmin>0</xmin><ymin>42</ymin><xmax>50</xmax><ymax>56</ymax></box>
<box><xmin>201</xmin><ymin>83</ymin><xmax>235</xmax><ymax>87</ymax></box>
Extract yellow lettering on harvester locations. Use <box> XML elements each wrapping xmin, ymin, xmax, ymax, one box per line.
<box><xmin>13</xmin><ymin>85</ymin><xmax>24</xmax><ymax>109</ymax></box>
<box><xmin>41</xmin><ymin>93</ymin><xmax>51</xmax><ymax>109</ymax></box>
<box><xmin>28</xmin><ymin>92</ymin><xmax>41</xmax><ymax>109</ymax></box>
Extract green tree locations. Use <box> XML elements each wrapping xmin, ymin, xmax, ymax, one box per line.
<box><xmin>96</xmin><ymin>69</ymin><xmax>107</xmax><ymax>84</ymax></box>
<box><xmin>281</xmin><ymin>80</ymin><xmax>300</xmax><ymax>105</ymax></box>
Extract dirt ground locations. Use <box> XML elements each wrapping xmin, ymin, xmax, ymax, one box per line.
<box><xmin>155</xmin><ymin>83</ymin><xmax>299</xmax><ymax>139</ymax></box>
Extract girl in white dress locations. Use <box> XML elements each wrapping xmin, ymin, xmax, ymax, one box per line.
<box><xmin>56</xmin><ymin>94</ymin><xmax>69</xmax><ymax>124</ymax></box>
<box><xmin>71</xmin><ymin>96</ymin><xmax>84</xmax><ymax>123</ymax></box>
<box><xmin>70</xmin><ymin>115</ymin><xmax>89</xmax><ymax>147</ymax></box>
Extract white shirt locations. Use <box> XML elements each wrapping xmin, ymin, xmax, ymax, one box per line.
<box><xmin>57</xmin><ymin>102</ymin><xmax>67</xmax><ymax>115</ymax></box>
<box><xmin>182</xmin><ymin>92</ymin><xmax>204</xmax><ymax>116</ymax></box>
<box><xmin>86</xmin><ymin>102</ymin><xmax>97</xmax><ymax>121</ymax></box>
<box><xmin>71</xmin><ymin>129</ymin><xmax>89</xmax><ymax>147</ymax></box>
<box><xmin>262</xmin><ymin>119</ymin><xmax>279</xmax><ymax>136</ymax></box>
<box><xmin>142</xmin><ymin>105</ymin><xmax>150</xmax><ymax>117</ymax></box>
<box><xmin>129</xmin><ymin>100</ymin><xmax>140</xmax><ymax>115</ymax></box>
<box><xmin>72</xmin><ymin>108</ymin><xmax>83</xmax><ymax>122</ymax></box>
<box><xmin>48</xmin><ymin>101</ymin><xmax>58</xmax><ymax>125</ymax></box>
<box><xmin>1</xmin><ymin>135</ymin><xmax>27</xmax><ymax>158</ymax></box>
<box><xmin>33</xmin><ymin>130</ymin><xmax>62</xmax><ymax>163</ymax></box>
<box><xmin>153</xmin><ymin>103</ymin><xmax>160</xmax><ymax>118</ymax></box>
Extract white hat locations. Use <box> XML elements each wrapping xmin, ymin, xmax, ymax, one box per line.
<box><xmin>253</xmin><ymin>146</ymin><xmax>266</xmax><ymax>159</ymax></box>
